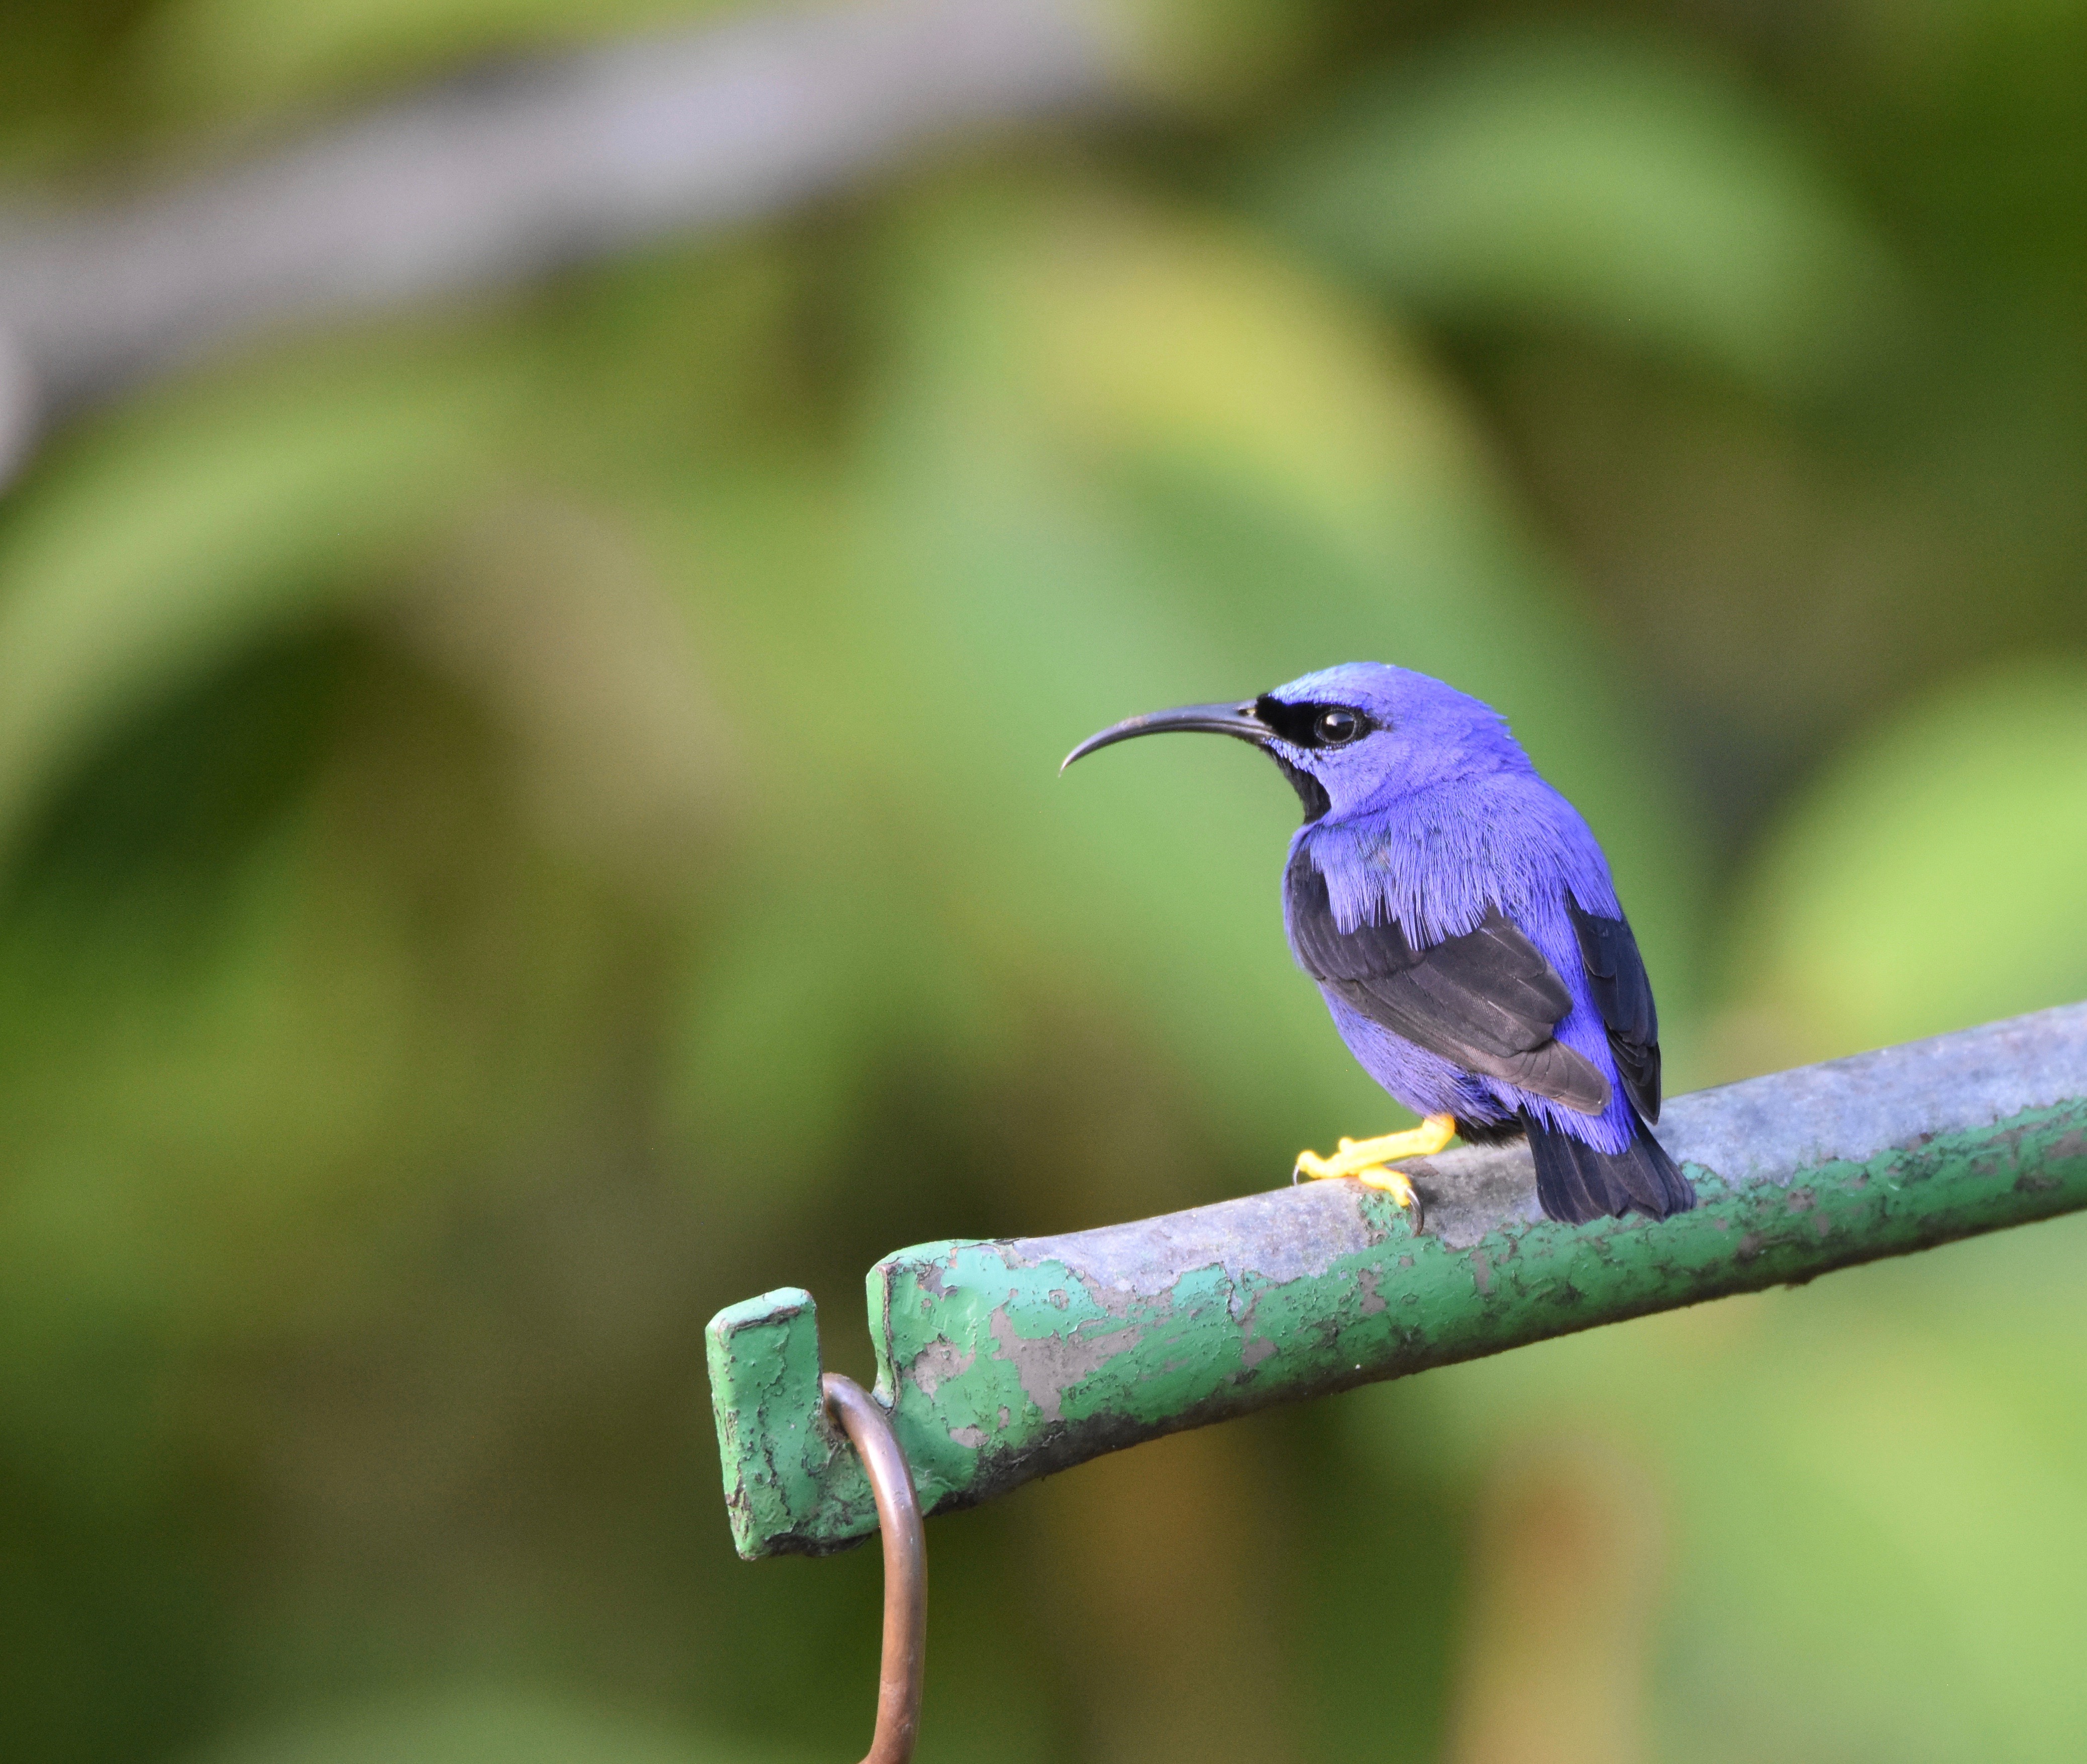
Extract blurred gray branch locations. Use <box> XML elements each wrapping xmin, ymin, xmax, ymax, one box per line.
<box><xmin>0</xmin><ymin>0</ymin><xmax>1121</xmax><ymax>484</ymax></box>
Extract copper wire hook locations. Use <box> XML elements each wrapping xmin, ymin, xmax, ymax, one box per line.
<box><xmin>821</xmin><ymin>1373</ymin><xmax>927</xmax><ymax>1764</ymax></box>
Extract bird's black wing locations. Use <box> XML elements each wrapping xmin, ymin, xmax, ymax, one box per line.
<box><xmin>1285</xmin><ymin>861</ymin><xmax>1610</xmax><ymax>1114</ymax></box>
<box><xmin>1567</xmin><ymin>903</ymin><xmax>1661</xmax><ymax>1123</ymax></box>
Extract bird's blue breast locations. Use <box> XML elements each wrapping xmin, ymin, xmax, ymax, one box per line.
<box><xmin>1293</xmin><ymin>770</ymin><xmax>1620</xmax><ymax>942</ymax></box>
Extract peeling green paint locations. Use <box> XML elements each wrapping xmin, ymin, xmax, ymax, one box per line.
<box><xmin>705</xmin><ymin>1287</ymin><xmax>874</xmax><ymax>1558</ymax></box>
<box><xmin>705</xmin><ymin>1008</ymin><xmax>2087</xmax><ymax>1559</ymax></box>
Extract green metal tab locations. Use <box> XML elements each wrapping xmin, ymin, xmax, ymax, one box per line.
<box><xmin>706</xmin><ymin>1002</ymin><xmax>2087</xmax><ymax>1559</ymax></box>
<box><xmin>704</xmin><ymin>1287</ymin><xmax>873</xmax><ymax>1558</ymax></box>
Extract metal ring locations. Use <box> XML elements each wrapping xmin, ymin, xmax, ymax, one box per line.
<box><xmin>822</xmin><ymin>1373</ymin><xmax>926</xmax><ymax>1764</ymax></box>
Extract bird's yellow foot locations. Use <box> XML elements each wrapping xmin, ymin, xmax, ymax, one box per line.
<box><xmin>1294</xmin><ymin>1113</ymin><xmax>1456</xmax><ymax>1215</ymax></box>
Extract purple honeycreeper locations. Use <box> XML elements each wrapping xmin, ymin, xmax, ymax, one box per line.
<box><xmin>1064</xmin><ymin>662</ymin><xmax>1694</xmax><ymax>1226</ymax></box>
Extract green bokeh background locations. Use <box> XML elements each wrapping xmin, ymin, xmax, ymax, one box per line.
<box><xmin>2</xmin><ymin>3</ymin><xmax>2084</xmax><ymax>1760</ymax></box>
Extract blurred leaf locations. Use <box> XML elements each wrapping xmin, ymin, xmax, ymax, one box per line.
<box><xmin>2</xmin><ymin>625</ymin><xmax>354</xmax><ymax>943</ymax></box>
<box><xmin>671</xmin><ymin>851</ymin><xmax>1009</xmax><ymax>1201</ymax></box>
<box><xmin>0</xmin><ymin>351</ymin><xmax>509</xmax><ymax>865</ymax></box>
<box><xmin>193</xmin><ymin>1689</ymin><xmax>800</xmax><ymax>1764</ymax></box>
<box><xmin>0</xmin><ymin>631</ymin><xmax>639</xmax><ymax>1511</ymax></box>
<box><xmin>1721</xmin><ymin>658</ymin><xmax>2087</xmax><ymax>1067</ymax></box>
<box><xmin>1099</xmin><ymin>0</ymin><xmax>1318</xmax><ymax>112</ymax></box>
<box><xmin>1361</xmin><ymin>1211</ymin><xmax>2087</xmax><ymax>1763</ymax></box>
<box><xmin>389</xmin><ymin>496</ymin><xmax>738</xmax><ymax>882</ymax></box>
<box><xmin>1257</xmin><ymin>29</ymin><xmax>1902</xmax><ymax>392</ymax></box>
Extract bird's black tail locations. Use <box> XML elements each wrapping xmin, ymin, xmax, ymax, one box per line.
<box><xmin>1526</xmin><ymin>1114</ymin><xmax>1694</xmax><ymax>1225</ymax></box>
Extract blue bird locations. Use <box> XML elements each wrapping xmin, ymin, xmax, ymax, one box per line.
<box><xmin>1064</xmin><ymin>662</ymin><xmax>1694</xmax><ymax>1226</ymax></box>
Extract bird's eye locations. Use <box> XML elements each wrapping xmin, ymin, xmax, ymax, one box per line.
<box><xmin>1314</xmin><ymin>708</ymin><xmax>1363</xmax><ymax>745</ymax></box>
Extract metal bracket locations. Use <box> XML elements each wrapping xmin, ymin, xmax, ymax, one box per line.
<box><xmin>708</xmin><ymin>1002</ymin><xmax>2087</xmax><ymax>1560</ymax></box>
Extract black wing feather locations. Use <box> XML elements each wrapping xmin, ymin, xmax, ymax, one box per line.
<box><xmin>1567</xmin><ymin>903</ymin><xmax>1661</xmax><ymax>1123</ymax></box>
<box><xmin>1285</xmin><ymin>861</ymin><xmax>1610</xmax><ymax>1114</ymax></box>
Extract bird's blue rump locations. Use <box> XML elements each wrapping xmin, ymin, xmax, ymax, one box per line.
<box><xmin>1065</xmin><ymin>660</ymin><xmax>1695</xmax><ymax>1225</ymax></box>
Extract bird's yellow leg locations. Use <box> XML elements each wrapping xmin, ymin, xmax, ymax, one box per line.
<box><xmin>1294</xmin><ymin>1113</ymin><xmax>1457</xmax><ymax>1210</ymax></box>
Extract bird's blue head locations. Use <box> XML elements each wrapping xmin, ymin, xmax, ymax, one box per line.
<box><xmin>1063</xmin><ymin>661</ymin><xmax>1530</xmax><ymax>821</ymax></box>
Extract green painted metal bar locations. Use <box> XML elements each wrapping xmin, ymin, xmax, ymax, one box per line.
<box><xmin>706</xmin><ymin>1001</ymin><xmax>2087</xmax><ymax>1559</ymax></box>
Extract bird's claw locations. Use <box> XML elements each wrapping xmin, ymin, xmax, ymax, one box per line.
<box><xmin>1350</xmin><ymin>1164</ymin><xmax>1418</xmax><ymax>1207</ymax></box>
<box><xmin>1293</xmin><ymin>1151</ymin><xmax>1427</xmax><ymax>1231</ymax></box>
<box><xmin>1294</xmin><ymin>1115</ymin><xmax>1455</xmax><ymax>1229</ymax></box>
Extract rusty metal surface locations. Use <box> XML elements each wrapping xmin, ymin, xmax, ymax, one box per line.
<box><xmin>708</xmin><ymin>1001</ymin><xmax>2087</xmax><ymax>1558</ymax></box>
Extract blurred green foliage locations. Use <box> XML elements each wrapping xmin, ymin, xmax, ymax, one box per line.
<box><xmin>0</xmin><ymin>2</ymin><xmax>2083</xmax><ymax>1761</ymax></box>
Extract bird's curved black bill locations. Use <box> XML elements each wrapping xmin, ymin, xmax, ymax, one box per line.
<box><xmin>1061</xmin><ymin>700</ymin><xmax>1267</xmax><ymax>772</ymax></box>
